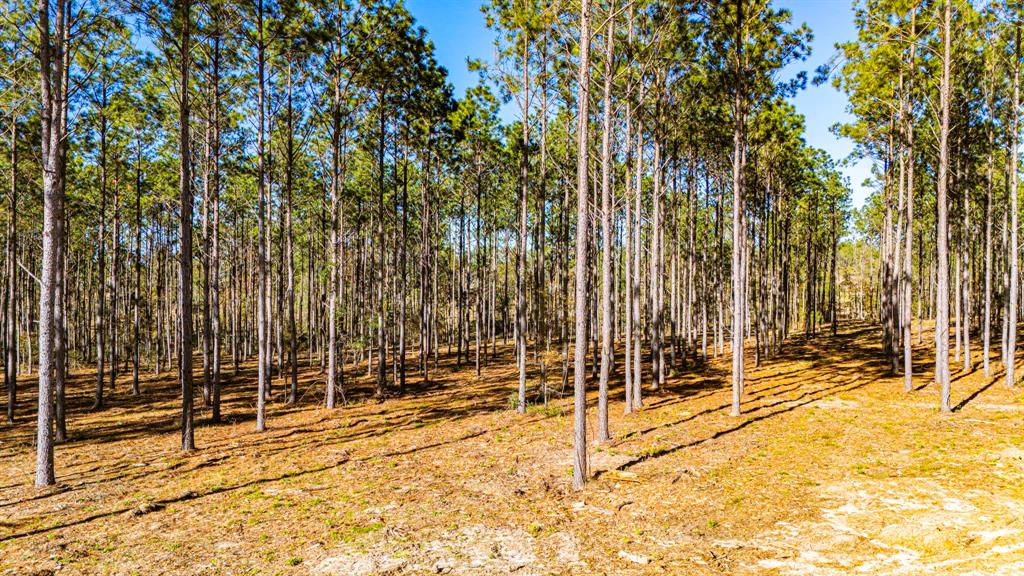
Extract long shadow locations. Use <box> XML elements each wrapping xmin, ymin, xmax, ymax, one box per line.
<box><xmin>615</xmin><ymin>371</ymin><xmax>868</xmax><ymax>448</ymax></box>
<box><xmin>0</xmin><ymin>456</ymin><xmax>351</xmax><ymax>542</ymax></box>
<box><xmin>1</xmin><ymin>321</ymin><xmax>889</xmax><ymax>526</ymax></box>
<box><xmin>601</xmin><ymin>377</ymin><xmax>872</xmax><ymax>475</ymax></box>
<box><xmin>952</xmin><ymin>376</ymin><xmax>1000</xmax><ymax>412</ymax></box>
<box><xmin>0</xmin><ymin>369</ymin><xmax>554</xmax><ymax>509</ymax></box>
<box><xmin>608</xmin><ymin>322</ymin><xmax>889</xmax><ymax>454</ymax></box>
<box><xmin>4</xmin><ymin>348</ymin><xmax>523</xmax><ymax>453</ymax></box>
<box><xmin>0</xmin><ymin>409</ymin><xmax>561</xmax><ymax>541</ymax></box>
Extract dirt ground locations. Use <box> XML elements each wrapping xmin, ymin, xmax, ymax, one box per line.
<box><xmin>2</xmin><ymin>322</ymin><xmax>1024</xmax><ymax>575</ymax></box>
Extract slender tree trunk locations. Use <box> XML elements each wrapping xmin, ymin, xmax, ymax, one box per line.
<box><xmin>631</xmin><ymin>84</ymin><xmax>644</xmax><ymax>410</ymax></box>
<box><xmin>376</xmin><ymin>97</ymin><xmax>387</xmax><ymax>396</ymax></box>
<box><xmin>903</xmin><ymin>16</ymin><xmax>915</xmax><ymax>391</ymax></box>
<box><xmin>93</xmin><ymin>88</ymin><xmax>107</xmax><ymax>411</ymax></box>
<box><xmin>255</xmin><ymin>0</ymin><xmax>269</xmax><ymax>430</ymax></box>
<box><xmin>623</xmin><ymin>8</ymin><xmax>635</xmax><ymax>413</ymax></box>
<box><xmin>730</xmin><ymin>0</ymin><xmax>747</xmax><ymax>417</ymax></box>
<box><xmin>984</xmin><ymin>72</ymin><xmax>994</xmax><ymax>377</ymax></box>
<box><xmin>475</xmin><ymin>163</ymin><xmax>483</xmax><ymax>378</ymax></box>
<box><xmin>36</xmin><ymin>0</ymin><xmax>66</xmax><ymax>486</ymax></box>
<box><xmin>936</xmin><ymin>0</ymin><xmax>952</xmax><ymax>411</ymax></box>
<box><xmin>538</xmin><ymin>39</ymin><xmax>550</xmax><ymax>406</ymax></box>
<box><xmin>651</xmin><ymin>136</ymin><xmax>663</xmax><ymax>390</ymax></box>
<box><xmin>963</xmin><ymin>170</ymin><xmax>972</xmax><ymax>373</ymax></box>
<box><xmin>6</xmin><ymin>117</ymin><xmax>16</xmax><ymax>422</ymax></box>
<box><xmin>132</xmin><ymin>137</ymin><xmax>142</xmax><ymax>396</ymax></box>
<box><xmin>1007</xmin><ymin>21</ymin><xmax>1020</xmax><ymax>389</ymax></box>
<box><xmin>285</xmin><ymin>59</ymin><xmax>298</xmax><ymax>404</ymax></box>
<box><xmin>399</xmin><ymin>128</ymin><xmax>409</xmax><ymax>392</ymax></box>
<box><xmin>326</xmin><ymin>57</ymin><xmax>342</xmax><ymax>408</ymax></box>
<box><xmin>178</xmin><ymin>0</ymin><xmax>196</xmax><ymax>449</ymax></box>
<box><xmin>202</xmin><ymin>111</ymin><xmax>212</xmax><ymax>406</ymax></box>
<box><xmin>210</xmin><ymin>23</ymin><xmax>222</xmax><ymax>421</ymax></box>
<box><xmin>572</xmin><ymin>0</ymin><xmax>592</xmax><ymax>490</ymax></box>
<box><xmin>597</xmin><ymin>5</ymin><xmax>615</xmax><ymax>443</ymax></box>
<box><xmin>516</xmin><ymin>35</ymin><xmax>530</xmax><ymax>414</ymax></box>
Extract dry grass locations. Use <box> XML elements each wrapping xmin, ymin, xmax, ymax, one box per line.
<box><xmin>2</xmin><ymin>321</ymin><xmax>1024</xmax><ymax>575</ymax></box>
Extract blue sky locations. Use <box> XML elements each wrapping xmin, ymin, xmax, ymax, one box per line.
<box><xmin>406</xmin><ymin>0</ymin><xmax>873</xmax><ymax>209</ymax></box>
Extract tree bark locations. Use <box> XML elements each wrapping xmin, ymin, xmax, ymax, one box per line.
<box><xmin>597</xmin><ymin>5</ymin><xmax>615</xmax><ymax>443</ymax></box>
<box><xmin>36</xmin><ymin>0</ymin><xmax>67</xmax><ymax>486</ymax></box>
<box><xmin>936</xmin><ymin>0</ymin><xmax>952</xmax><ymax>411</ymax></box>
<box><xmin>903</xmin><ymin>12</ymin><xmax>915</xmax><ymax>391</ymax></box>
<box><xmin>572</xmin><ymin>0</ymin><xmax>592</xmax><ymax>490</ymax></box>
<box><xmin>730</xmin><ymin>0</ymin><xmax>747</xmax><ymax>417</ymax></box>
<box><xmin>6</xmin><ymin>116</ymin><xmax>16</xmax><ymax>422</ymax></box>
<box><xmin>1007</xmin><ymin>20</ymin><xmax>1020</xmax><ymax>389</ymax></box>
<box><xmin>255</xmin><ymin>0</ymin><xmax>269</xmax><ymax>430</ymax></box>
<box><xmin>516</xmin><ymin>34</ymin><xmax>530</xmax><ymax>414</ymax></box>
<box><xmin>178</xmin><ymin>0</ymin><xmax>196</xmax><ymax>449</ymax></box>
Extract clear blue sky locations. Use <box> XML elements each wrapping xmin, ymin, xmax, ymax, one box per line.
<box><xmin>406</xmin><ymin>0</ymin><xmax>873</xmax><ymax>209</ymax></box>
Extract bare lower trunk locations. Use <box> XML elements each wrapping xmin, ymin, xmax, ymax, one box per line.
<box><xmin>516</xmin><ymin>35</ymin><xmax>530</xmax><ymax>414</ymax></box>
<box><xmin>255</xmin><ymin>1</ymin><xmax>269</xmax><ymax>430</ymax></box>
<box><xmin>903</xmin><ymin>21</ymin><xmax>915</xmax><ymax>391</ymax></box>
<box><xmin>572</xmin><ymin>0</ymin><xmax>592</xmax><ymax>490</ymax></box>
<box><xmin>936</xmin><ymin>0</ymin><xmax>952</xmax><ymax>411</ymax></box>
<box><xmin>6</xmin><ymin>119</ymin><xmax>17</xmax><ymax>423</ymax></box>
<box><xmin>36</xmin><ymin>0</ymin><xmax>67</xmax><ymax>486</ymax></box>
<box><xmin>597</xmin><ymin>6</ymin><xmax>615</xmax><ymax>443</ymax></box>
<box><xmin>178</xmin><ymin>0</ymin><xmax>196</xmax><ymax>449</ymax></box>
<box><xmin>730</xmin><ymin>0</ymin><xmax>747</xmax><ymax>417</ymax></box>
<box><xmin>1008</xmin><ymin>23</ymin><xmax>1020</xmax><ymax>389</ymax></box>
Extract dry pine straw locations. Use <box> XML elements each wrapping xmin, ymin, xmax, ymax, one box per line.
<box><xmin>2</xmin><ymin>322</ymin><xmax>1024</xmax><ymax>575</ymax></box>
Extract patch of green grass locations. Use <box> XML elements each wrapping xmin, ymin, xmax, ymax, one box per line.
<box><xmin>286</xmin><ymin>557</ymin><xmax>303</xmax><ymax>566</ymax></box>
<box><xmin>301</xmin><ymin>497</ymin><xmax>325</xmax><ymax>512</ymax></box>
<box><xmin>327</xmin><ymin>520</ymin><xmax>387</xmax><ymax>543</ymax></box>
<box><xmin>351</xmin><ymin>521</ymin><xmax>385</xmax><ymax>535</ymax></box>
<box><xmin>707</xmin><ymin>519</ymin><xmax>719</xmax><ymax>529</ymax></box>
<box><xmin>527</xmin><ymin>404</ymin><xmax>564</xmax><ymax>418</ymax></box>
<box><xmin>636</xmin><ymin>446</ymin><xmax>662</xmax><ymax>460</ymax></box>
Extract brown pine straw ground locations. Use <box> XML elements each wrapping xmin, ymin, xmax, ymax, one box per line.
<box><xmin>2</xmin><ymin>321</ymin><xmax>1024</xmax><ymax>575</ymax></box>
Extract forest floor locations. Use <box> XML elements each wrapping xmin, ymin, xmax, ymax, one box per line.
<box><xmin>3</xmin><ymin>321</ymin><xmax>1024</xmax><ymax>575</ymax></box>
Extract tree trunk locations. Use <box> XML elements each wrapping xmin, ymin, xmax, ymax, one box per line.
<box><xmin>178</xmin><ymin>0</ymin><xmax>196</xmax><ymax>449</ymax></box>
<box><xmin>36</xmin><ymin>0</ymin><xmax>67</xmax><ymax>486</ymax></box>
<box><xmin>936</xmin><ymin>0</ymin><xmax>952</xmax><ymax>411</ymax></box>
<box><xmin>6</xmin><ymin>116</ymin><xmax>16</xmax><ymax>422</ymax></box>
<box><xmin>133</xmin><ymin>136</ymin><xmax>142</xmax><ymax>396</ymax></box>
<box><xmin>255</xmin><ymin>0</ymin><xmax>269</xmax><ymax>430</ymax></box>
<box><xmin>326</xmin><ymin>55</ymin><xmax>342</xmax><ymax>408</ymax></box>
<box><xmin>983</xmin><ymin>72</ymin><xmax>994</xmax><ymax>377</ymax></box>
<box><xmin>572</xmin><ymin>0</ymin><xmax>592</xmax><ymax>490</ymax></box>
<box><xmin>210</xmin><ymin>21</ymin><xmax>222</xmax><ymax>421</ymax></box>
<box><xmin>631</xmin><ymin>84</ymin><xmax>644</xmax><ymax>410</ymax></box>
<box><xmin>597</xmin><ymin>5</ymin><xmax>615</xmax><ymax>443</ymax></box>
<box><xmin>93</xmin><ymin>85</ymin><xmax>107</xmax><ymax>411</ymax></box>
<box><xmin>1007</xmin><ymin>21</ymin><xmax>1020</xmax><ymax>389</ymax></box>
<box><xmin>285</xmin><ymin>59</ymin><xmax>298</xmax><ymax>404</ymax></box>
<box><xmin>516</xmin><ymin>34</ymin><xmax>530</xmax><ymax>414</ymax></box>
<box><xmin>730</xmin><ymin>0</ymin><xmax>747</xmax><ymax>417</ymax></box>
<box><xmin>903</xmin><ymin>14</ymin><xmax>915</xmax><ymax>391</ymax></box>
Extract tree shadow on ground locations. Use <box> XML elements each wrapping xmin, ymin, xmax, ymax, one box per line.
<box><xmin>2</xmin><ymin>320</ymin><xmax>1015</xmax><ymax>543</ymax></box>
